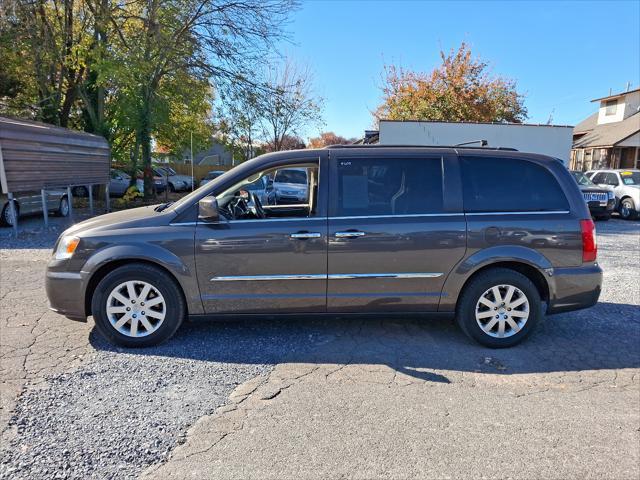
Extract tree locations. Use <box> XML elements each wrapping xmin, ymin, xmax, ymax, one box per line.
<box><xmin>374</xmin><ymin>42</ymin><xmax>527</xmax><ymax>124</ymax></box>
<box><xmin>263</xmin><ymin>134</ymin><xmax>305</xmax><ymax>152</ymax></box>
<box><xmin>308</xmin><ymin>131</ymin><xmax>352</xmax><ymax>148</ymax></box>
<box><xmin>260</xmin><ymin>60</ymin><xmax>323</xmax><ymax>152</ymax></box>
<box><xmin>216</xmin><ymin>83</ymin><xmax>263</xmax><ymax>163</ymax></box>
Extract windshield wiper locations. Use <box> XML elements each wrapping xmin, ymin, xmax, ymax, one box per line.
<box><xmin>154</xmin><ymin>202</ymin><xmax>173</xmax><ymax>212</ymax></box>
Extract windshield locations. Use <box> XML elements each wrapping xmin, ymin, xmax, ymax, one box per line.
<box><xmin>572</xmin><ymin>171</ymin><xmax>594</xmax><ymax>186</ymax></box>
<box><xmin>165</xmin><ymin>167</ymin><xmax>177</xmax><ymax>175</ymax></box>
<box><xmin>620</xmin><ymin>171</ymin><xmax>640</xmax><ymax>185</ymax></box>
<box><xmin>275</xmin><ymin>169</ymin><xmax>306</xmax><ymax>184</ymax></box>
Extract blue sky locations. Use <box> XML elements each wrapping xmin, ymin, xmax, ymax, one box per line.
<box><xmin>282</xmin><ymin>0</ymin><xmax>640</xmax><ymax>139</ymax></box>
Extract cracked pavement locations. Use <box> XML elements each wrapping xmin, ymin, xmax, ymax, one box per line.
<box><xmin>1</xmin><ymin>215</ymin><xmax>639</xmax><ymax>479</ymax></box>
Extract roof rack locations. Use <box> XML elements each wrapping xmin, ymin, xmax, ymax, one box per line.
<box><xmin>324</xmin><ymin>144</ymin><xmax>518</xmax><ymax>151</ymax></box>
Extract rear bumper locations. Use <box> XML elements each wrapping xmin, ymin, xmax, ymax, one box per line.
<box><xmin>547</xmin><ymin>264</ymin><xmax>602</xmax><ymax>314</ymax></box>
<box><xmin>45</xmin><ymin>270</ymin><xmax>88</xmax><ymax>322</ymax></box>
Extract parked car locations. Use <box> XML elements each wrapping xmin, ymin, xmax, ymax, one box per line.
<box><xmin>153</xmin><ymin>166</ymin><xmax>193</xmax><ymax>192</ymax></box>
<box><xmin>110</xmin><ymin>169</ymin><xmax>166</xmax><ymax>196</ymax></box>
<box><xmin>570</xmin><ymin>171</ymin><xmax>615</xmax><ymax>220</ymax></box>
<box><xmin>272</xmin><ymin>168</ymin><xmax>308</xmax><ymax>204</ymax></box>
<box><xmin>46</xmin><ymin>146</ymin><xmax>602</xmax><ymax>349</ymax></box>
<box><xmin>199</xmin><ymin>170</ymin><xmax>226</xmax><ymax>188</ymax></box>
<box><xmin>1</xmin><ymin>190</ymin><xmax>69</xmax><ymax>227</ymax></box>
<box><xmin>585</xmin><ymin>169</ymin><xmax>640</xmax><ymax>220</ymax></box>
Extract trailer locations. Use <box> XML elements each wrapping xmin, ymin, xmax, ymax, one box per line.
<box><xmin>0</xmin><ymin>116</ymin><xmax>111</xmax><ymax>234</ymax></box>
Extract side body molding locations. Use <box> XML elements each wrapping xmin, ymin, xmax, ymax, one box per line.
<box><xmin>438</xmin><ymin>245</ymin><xmax>553</xmax><ymax>312</ymax></box>
<box><xmin>80</xmin><ymin>242</ymin><xmax>204</xmax><ymax>315</ymax></box>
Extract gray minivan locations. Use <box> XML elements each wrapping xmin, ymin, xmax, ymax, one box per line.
<box><xmin>46</xmin><ymin>146</ymin><xmax>602</xmax><ymax>348</ymax></box>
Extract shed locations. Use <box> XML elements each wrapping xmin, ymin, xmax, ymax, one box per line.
<box><xmin>0</xmin><ymin>116</ymin><xmax>111</xmax><ymax>231</ymax></box>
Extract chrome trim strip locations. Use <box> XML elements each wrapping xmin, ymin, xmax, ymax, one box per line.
<box><xmin>211</xmin><ymin>274</ymin><xmax>325</xmax><ymax>282</ymax></box>
<box><xmin>46</xmin><ymin>271</ymin><xmax>82</xmax><ymax>280</ymax></box>
<box><xmin>330</xmin><ymin>213</ymin><xmax>464</xmax><ymax>220</ymax></box>
<box><xmin>169</xmin><ymin>222</ymin><xmax>198</xmax><ymax>226</ymax></box>
<box><xmin>329</xmin><ymin>272</ymin><xmax>443</xmax><ymax>279</ymax></box>
<box><xmin>465</xmin><ymin>210</ymin><xmax>570</xmax><ymax>216</ymax></box>
<box><xmin>210</xmin><ymin>272</ymin><xmax>443</xmax><ymax>282</ymax></box>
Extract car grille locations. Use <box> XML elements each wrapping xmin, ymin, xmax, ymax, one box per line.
<box><xmin>582</xmin><ymin>192</ymin><xmax>607</xmax><ymax>203</ymax></box>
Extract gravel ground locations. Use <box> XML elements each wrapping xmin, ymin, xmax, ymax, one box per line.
<box><xmin>0</xmin><ymin>318</ymin><xmax>333</xmax><ymax>479</ymax></box>
<box><xmin>0</xmin><ymin>214</ymin><xmax>638</xmax><ymax>479</ymax></box>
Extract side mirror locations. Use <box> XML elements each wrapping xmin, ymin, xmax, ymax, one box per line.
<box><xmin>198</xmin><ymin>196</ymin><xmax>220</xmax><ymax>222</ymax></box>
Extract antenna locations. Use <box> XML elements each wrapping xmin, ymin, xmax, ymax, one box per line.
<box><xmin>455</xmin><ymin>139</ymin><xmax>488</xmax><ymax>147</ymax></box>
<box><xmin>627</xmin><ymin>81</ymin><xmax>632</xmax><ymax>92</ymax></box>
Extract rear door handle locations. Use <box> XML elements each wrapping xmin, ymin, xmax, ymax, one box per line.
<box><xmin>290</xmin><ymin>232</ymin><xmax>321</xmax><ymax>239</ymax></box>
<box><xmin>334</xmin><ymin>231</ymin><xmax>366</xmax><ymax>238</ymax></box>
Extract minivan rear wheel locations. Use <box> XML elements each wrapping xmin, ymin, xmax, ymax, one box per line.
<box><xmin>456</xmin><ymin>268</ymin><xmax>542</xmax><ymax>348</ymax></box>
<box><xmin>91</xmin><ymin>264</ymin><xmax>185</xmax><ymax>347</ymax></box>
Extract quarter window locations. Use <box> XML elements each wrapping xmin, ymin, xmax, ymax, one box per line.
<box><xmin>335</xmin><ymin>157</ymin><xmax>444</xmax><ymax>216</ymax></box>
<box><xmin>461</xmin><ymin>157</ymin><xmax>569</xmax><ymax>212</ymax></box>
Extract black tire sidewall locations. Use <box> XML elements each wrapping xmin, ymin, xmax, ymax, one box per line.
<box><xmin>620</xmin><ymin>198</ymin><xmax>637</xmax><ymax>220</ymax></box>
<box><xmin>456</xmin><ymin>269</ymin><xmax>542</xmax><ymax>348</ymax></box>
<box><xmin>58</xmin><ymin>196</ymin><xmax>69</xmax><ymax>217</ymax></box>
<box><xmin>91</xmin><ymin>264</ymin><xmax>185</xmax><ymax>347</ymax></box>
<box><xmin>1</xmin><ymin>202</ymin><xmax>18</xmax><ymax>227</ymax></box>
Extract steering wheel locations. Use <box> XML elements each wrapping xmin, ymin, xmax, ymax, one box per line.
<box><xmin>249</xmin><ymin>192</ymin><xmax>266</xmax><ymax>219</ymax></box>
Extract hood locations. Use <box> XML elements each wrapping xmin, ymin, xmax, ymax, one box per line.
<box><xmin>577</xmin><ymin>184</ymin><xmax>610</xmax><ymax>193</ymax></box>
<box><xmin>62</xmin><ymin>205</ymin><xmax>174</xmax><ymax>237</ymax></box>
<box><xmin>171</xmin><ymin>174</ymin><xmax>193</xmax><ymax>183</ymax></box>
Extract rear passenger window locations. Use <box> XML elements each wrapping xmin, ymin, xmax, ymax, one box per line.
<box><xmin>336</xmin><ymin>157</ymin><xmax>443</xmax><ymax>216</ymax></box>
<box><xmin>461</xmin><ymin>157</ymin><xmax>569</xmax><ymax>212</ymax></box>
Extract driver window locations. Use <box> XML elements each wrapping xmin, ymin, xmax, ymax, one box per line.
<box><xmin>215</xmin><ymin>164</ymin><xmax>319</xmax><ymax>221</ymax></box>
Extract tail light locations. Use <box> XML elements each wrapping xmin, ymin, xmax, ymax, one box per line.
<box><xmin>580</xmin><ymin>219</ymin><xmax>597</xmax><ymax>262</ymax></box>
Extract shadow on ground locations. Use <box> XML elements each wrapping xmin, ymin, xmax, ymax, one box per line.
<box><xmin>91</xmin><ymin>300</ymin><xmax>640</xmax><ymax>383</ymax></box>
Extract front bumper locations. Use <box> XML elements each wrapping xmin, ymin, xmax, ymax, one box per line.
<box><xmin>587</xmin><ymin>199</ymin><xmax>615</xmax><ymax>216</ymax></box>
<box><xmin>45</xmin><ymin>270</ymin><xmax>88</xmax><ymax>322</ymax></box>
<box><xmin>546</xmin><ymin>264</ymin><xmax>603</xmax><ymax>314</ymax></box>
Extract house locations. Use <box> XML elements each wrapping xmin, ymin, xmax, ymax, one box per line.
<box><xmin>570</xmin><ymin>87</ymin><xmax>640</xmax><ymax>171</ymax></box>
<box><xmin>192</xmin><ymin>142</ymin><xmax>233</xmax><ymax>166</ymax></box>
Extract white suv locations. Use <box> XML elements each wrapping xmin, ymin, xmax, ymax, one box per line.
<box><xmin>586</xmin><ymin>169</ymin><xmax>640</xmax><ymax>220</ymax></box>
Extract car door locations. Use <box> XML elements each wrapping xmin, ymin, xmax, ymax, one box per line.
<box><xmin>195</xmin><ymin>156</ymin><xmax>328</xmax><ymax>314</ymax></box>
<box><xmin>326</xmin><ymin>152</ymin><xmax>466</xmax><ymax>312</ymax></box>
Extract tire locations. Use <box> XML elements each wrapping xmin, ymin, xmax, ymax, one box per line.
<box><xmin>168</xmin><ymin>183</ymin><xmax>176</xmax><ymax>193</ymax></box>
<box><xmin>0</xmin><ymin>201</ymin><xmax>19</xmax><ymax>227</ymax></box>
<box><xmin>57</xmin><ymin>196</ymin><xmax>69</xmax><ymax>217</ymax></box>
<box><xmin>455</xmin><ymin>268</ymin><xmax>542</xmax><ymax>348</ymax></box>
<box><xmin>91</xmin><ymin>264</ymin><xmax>186</xmax><ymax>347</ymax></box>
<box><xmin>619</xmin><ymin>197</ymin><xmax>638</xmax><ymax>220</ymax></box>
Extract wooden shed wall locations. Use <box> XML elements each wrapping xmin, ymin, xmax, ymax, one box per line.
<box><xmin>0</xmin><ymin>116</ymin><xmax>110</xmax><ymax>193</ymax></box>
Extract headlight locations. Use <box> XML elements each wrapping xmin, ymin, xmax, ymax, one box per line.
<box><xmin>54</xmin><ymin>236</ymin><xmax>80</xmax><ymax>260</ymax></box>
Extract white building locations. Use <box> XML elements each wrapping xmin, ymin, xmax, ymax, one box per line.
<box><xmin>377</xmin><ymin>120</ymin><xmax>574</xmax><ymax>164</ymax></box>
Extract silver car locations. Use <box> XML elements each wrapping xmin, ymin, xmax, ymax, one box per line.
<box><xmin>586</xmin><ymin>169</ymin><xmax>640</xmax><ymax>220</ymax></box>
<box><xmin>154</xmin><ymin>166</ymin><xmax>193</xmax><ymax>192</ymax></box>
<box><xmin>1</xmin><ymin>190</ymin><xmax>69</xmax><ymax>226</ymax></box>
<box><xmin>272</xmin><ymin>168</ymin><xmax>308</xmax><ymax>204</ymax></box>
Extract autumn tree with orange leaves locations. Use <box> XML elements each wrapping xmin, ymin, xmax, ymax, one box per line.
<box><xmin>308</xmin><ymin>131</ymin><xmax>354</xmax><ymax>148</ymax></box>
<box><xmin>374</xmin><ymin>43</ymin><xmax>527</xmax><ymax>124</ymax></box>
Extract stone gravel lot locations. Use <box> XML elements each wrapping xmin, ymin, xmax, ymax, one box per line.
<box><xmin>0</xmin><ymin>213</ymin><xmax>638</xmax><ymax>479</ymax></box>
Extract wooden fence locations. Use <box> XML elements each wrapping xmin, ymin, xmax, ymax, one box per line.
<box><xmin>166</xmin><ymin>163</ymin><xmax>233</xmax><ymax>182</ymax></box>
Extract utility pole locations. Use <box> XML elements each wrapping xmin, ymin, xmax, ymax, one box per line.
<box><xmin>190</xmin><ymin>131</ymin><xmax>194</xmax><ymax>191</ymax></box>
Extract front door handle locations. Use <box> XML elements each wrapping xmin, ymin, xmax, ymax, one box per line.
<box><xmin>290</xmin><ymin>232</ymin><xmax>321</xmax><ymax>239</ymax></box>
<box><xmin>334</xmin><ymin>231</ymin><xmax>366</xmax><ymax>238</ymax></box>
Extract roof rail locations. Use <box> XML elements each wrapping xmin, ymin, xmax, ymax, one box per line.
<box><xmin>323</xmin><ymin>144</ymin><xmax>518</xmax><ymax>151</ymax></box>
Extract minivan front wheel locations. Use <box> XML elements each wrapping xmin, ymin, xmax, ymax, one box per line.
<box><xmin>91</xmin><ymin>264</ymin><xmax>185</xmax><ymax>347</ymax></box>
<box><xmin>456</xmin><ymin>268</ymin><xmax>542</xmax><ymax>348</ymax></box>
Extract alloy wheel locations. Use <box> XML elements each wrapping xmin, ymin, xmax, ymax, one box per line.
<box><xmin>475</xmin><ymin>284</ymin><xmax>529</xmax><ymax>338</ymax></box>
<box><xmin>106</xmin><ymin>280</ymin><xmax>166</xmax><ymax>337</ymax></box>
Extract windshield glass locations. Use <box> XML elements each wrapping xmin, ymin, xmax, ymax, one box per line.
<box><xmin>620</xmin><ymin>171</ymin><xmax>640</xmax><ymax>185</ymax></box>
<box><xmin>275</xmin><ymin>169</ymin><xmax>306</xmax><ymax>184</ymax></box>
<box><xmin>572</xmin><ymin>171</ymin><xmax>594</xmax><ymax>186</ymax></box>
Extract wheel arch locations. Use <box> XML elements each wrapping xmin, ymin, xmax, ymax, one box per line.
<box><xmin>84</xmin><ymin>258</ymin><xmax>189</xmax><ymax>318</ymax></box>
<box><xmin>439</xmin><ymin>246</ymin><xmax>553</xmax><ymax>312</ymax></box>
